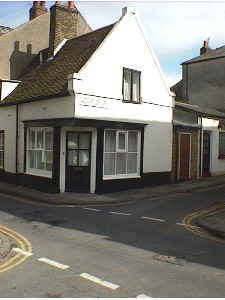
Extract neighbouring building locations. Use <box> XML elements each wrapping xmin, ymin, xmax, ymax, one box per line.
<box><xmin>171</xmin><ymin>40</ymin><xmax>225</xmax><ymax>182</ymax></box>
<box><xmin>0</xmin><ymin>2</ymin><xmax>173</xmax><ymax>194</ymax></box>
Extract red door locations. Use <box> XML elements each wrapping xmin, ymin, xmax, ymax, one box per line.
<box><xmin>179</xmin><ymin>134</ymin><xmax>191</xmax><ymax>181</ymax></box>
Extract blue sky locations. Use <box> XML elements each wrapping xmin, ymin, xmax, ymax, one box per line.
<box><xmin>1</xmin><ymin>0</ymin><xmax>225</xmax><ymax>87</ymax></box>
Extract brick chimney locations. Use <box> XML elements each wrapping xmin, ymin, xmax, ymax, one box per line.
<box><xmin>29</xmin><ymin>1</ymin><xmax>48</xmax><ymax>21</ymax></box>
<box><xmin>48</xmin><ymin>1</ymin><xmax>92</xmax><ymax>58</ymax></box>
<box><xmin>200</xmin><ymin>40</ymin><xmax>210</xmax><ymax>55</ymax></box>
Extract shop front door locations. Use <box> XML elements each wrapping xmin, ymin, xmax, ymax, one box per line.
<box><xmin>66</xmin><ymin>132</ymin><xmax>91</xmax><ymax>192</ymax></box>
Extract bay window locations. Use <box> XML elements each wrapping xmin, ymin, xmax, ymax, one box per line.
<box><xmin>103</xmin><ymin>129</ymin><xmax>140</xmax><ymax>179</ymax></box>
<box><xmin>27</xmin><ymin>128</ymin><xmax>53</xmax><ymax>177</ymax></box>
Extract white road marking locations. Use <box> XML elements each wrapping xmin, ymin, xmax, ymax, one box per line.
<box><xmin>137</xmin><ymin>294</ymin><xmax>152</xmax><ymax>298</ymax></box>
<box><xmin>38</xmin><ymin>258</ymin><xmax>70</xmax><ymax>270</ymax></box>
<box><xmin>141</xmin><ymin>216</ymin><xmax>165</xmax><ymax>222</ymax></box>
<box><xmin>109</xmin><ymin>211</ymin><xmax>131</xmax><ymax>216</ymax></box>
<box><xmin>12</xmin><ymin>248</ymin><xmax>33</xmax><ymax>257</ymax></box>
<box><xmin>80</xmin><ymin>272</ymin><xmax>120</xmax><ymax>290</ymax></box>
<box><xmin>176</xmin><ymin>223</ymin><xmax>200</xmax><ymax>229</ymax></box>
<box><xmin>83</xmin><ymin>208</ymin><xmax>101</xmax><ymax>212</ymax></box>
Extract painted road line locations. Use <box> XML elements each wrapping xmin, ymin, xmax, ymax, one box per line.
<box><xmin>80</xmin><ymin>273</ymin><xmax>120</xmax><ymax>290</ymax></box>
<box><xmin>109</xmin><ymin>211</ymin><xmax>131</xmax><ymax>216</ymax></box>
<box><xmin>12</xmin><ymin>248</ymin><xmax>33</xmax><ymax>257</ymax></box>
<box><xmin>176</xmin><ymin>222</ymin><xmax>200</xmax><ymax>229</ymax></box>
<box><xmin>141</xmin><ymin>216</ymin><xmax>165</xmax><ymax>222</ymax></box>
<box><xmin>137</xmin><ymin>294</ymin><xmax>152</xmax><ymax>298</ymax></box>
<box><xmin>38</xmin><ymin>258</ymin><xmax>70</xmax><ymax>270</ymax></box>
<box><xmin>83</xmin><ymin>208</ymin><xmax>101</xmax><ymax>212</ymax></box>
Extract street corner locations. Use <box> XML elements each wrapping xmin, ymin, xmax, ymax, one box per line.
<box><xmin>0</xmin><ymin>226</ymin><xmax>32</xmax><ymax>273</ymax></box>
<box><xmin>182</xmin><ymin>204</ymin><xmax>225</xmax><ymax>245</ymax></box>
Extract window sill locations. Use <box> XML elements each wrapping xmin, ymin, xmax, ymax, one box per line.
<box><xmin>103</xmin><ymin>174</ymin><xmax>141</xmax><ymax>180</ymax></box>
<box><xmin>26</xmin><ymin>169</ymin><xmax>52</xmax><ymax>178</ymax></box>
<box><xmin>122</xmin><ymin>100</ymin><xmax>142</xmax><ymax>104</ymax></box>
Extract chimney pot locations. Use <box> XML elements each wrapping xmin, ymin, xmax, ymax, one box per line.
<box><xmin>68</xmin><ymin>1</ymin><xmax>75</xmax><ymax>8</ymax></box>
<box><xmin>34</xmin><ymin>1</ymin><xmax>40</xmax><ymax>7</ymax></box>
<box><xmin>40</xmin><ymin>1</ymin><xmax>45</xmax><ymax>6</ymax></box>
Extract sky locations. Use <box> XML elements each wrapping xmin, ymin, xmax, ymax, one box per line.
<box><xmin>1</xmin><ymin>0</ymin><xmax>225</xmax><ymax>87</ymax></box>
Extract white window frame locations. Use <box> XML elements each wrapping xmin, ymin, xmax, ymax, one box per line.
<box><xmin>26</xmin><ymin>127</ymin><xmax>53</xmax><ymax>178</ymax></box>
<box><xmin>0</xmin><ymin>131</ymin><xmax>4</xmax><ymax>169</ymax></box>
<box><xmin>103</xmin><ymin>129</ymin><xmax>141</xmax><ymax>180</ymax></box>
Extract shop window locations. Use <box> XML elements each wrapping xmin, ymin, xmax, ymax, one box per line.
<box><xmin>104</xmin><ymin>129</ymin><xmax>140</xmax><ymax>179</ymax></box>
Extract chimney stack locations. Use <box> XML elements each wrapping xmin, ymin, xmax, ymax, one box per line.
<box><xmin>200</xmin><ymin>40</ymin><xmax>210</xmax><ymax>55</ymax></box>
<box><xmin>48</xmin><ymin>1</ymin><xmax>92</xmax><ymax>58</ymax></box>
<box><xmin>68</xmin><ymin>1</ymin><xmax>75</xmax><ymax>8</ymax></box>
<box><xmin>29</xmin><ymin>1</ymin><xmax>48</xmax><ymax>21</ymax></box>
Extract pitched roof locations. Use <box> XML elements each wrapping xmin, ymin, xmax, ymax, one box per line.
<box><xmin>2</xmin><ymin>23</ymin><xmax>115</xmax><ymax>105</ymax></box>
<box><xmin>182</xmin><ymin>45</ymin><xmax>225</xmax><ymax>64</ymax></box>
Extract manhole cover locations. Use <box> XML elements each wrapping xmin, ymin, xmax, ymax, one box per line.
<box><xmin>153</xmin><ymin>254</ymin><xmax>184</xmax><ymax>266</ymax></box>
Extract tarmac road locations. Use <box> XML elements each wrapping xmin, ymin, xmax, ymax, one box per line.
<box><xmin>0</xmin><ymin>186</ymin><xmax>224</xmax><ymax>297</ymax></box>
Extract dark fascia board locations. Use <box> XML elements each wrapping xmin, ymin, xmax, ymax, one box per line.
<box><xmin>23</xmin><ymin>118</ymin><xmax>148</xmax><ymax>129</ymax></box>
<box><xmin>0</xmin><ymin>79</ymin><xmax>21</xmax><ymax>83</ymax></box>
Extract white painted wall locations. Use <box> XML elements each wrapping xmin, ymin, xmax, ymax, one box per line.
<box><xmin>1</xmin><ymin>81</ymin><xmax>20</xmax><ymax>101</ymax></box>
<box><xmin>73</xmin><ymin>9</ymin><xmax>173</xmax><ymax>173</ymax></box>
<box><xmin>0</xmin><ymin>106</ymin><xmax>17</xmax><ymax>173</ymax></box>
<box><xmin>202</xmin><ymin>117</ymin><xmax>225</xmax><ymax>176</ymax></box>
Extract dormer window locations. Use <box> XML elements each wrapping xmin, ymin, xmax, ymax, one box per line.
<box><xmin>123</xmin><ymin>68</ymin><xmax>141</xmax><ymax>103</ymax></box>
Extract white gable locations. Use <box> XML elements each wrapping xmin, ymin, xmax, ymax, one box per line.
<box><xmin>78</xmin><ymin>8</ymin><xmax>172</xmax><ymax>108</ymax></box>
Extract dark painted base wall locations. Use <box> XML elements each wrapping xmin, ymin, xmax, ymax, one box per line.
<box><xmin>0</xmin><ymin>171</ymin><xmax>171</xmax><ymax>194</ymax></box>
<box><xmin>96</xmin><ymin>172</ymin><xmax>171</xmax><ymax>194</ymax></box>
<box><xmin>0</xmin><ymin>171</ymin><xmax>59</xmax><ymax>193</ymax></box>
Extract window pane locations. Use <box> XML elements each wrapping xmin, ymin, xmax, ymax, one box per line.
<box><xmin>79</xmin><ymin>150</ymin><xmax>89</xmax><ymax>166</ymax></box>
<box><xmin>116</xmin><ymin>153</ymin><xmax>126</xmax><ymax>174</ymax></box>
<box><xmin>37</xmin><ymin>130</ymin><xmax>44</xmax><ymax>149</ymax></box>
<box><xmin>219</xmin><ymin>133</ymin><xmax>225</xmax><ymax>156</ymax></box>
<box><xmin>36</xmin><ymin>150</ymin><xmax>43</xmax><ymax>169</ymax></box>
<box><xmin>127</xmin><ymin>153</ymin><xmax>137</xmax><ymax>173</ymax></box>
<box><xmin>123</xmin><ymin>69</ymin><xmax>131</xmax><ymax>100</ymax></box>
<box><xmin>118</xmin><ymin>132</ymin><xmax>126</xmax><ymax>151</ymax></box>
<box><xmin>79</xmin><ymin>134</ymin><xmax>90</xmax><ymax>149</ymax></box>
<box><xmin>29</xmin><ymin>150</ymin><xmax>35</xmax><ymax>168</ymax></box>
<box><xmin>45</xmin><ymin>130</ymin><xmax>53</xmax><ymax>150</ymax></box>
<box><xmin>132</xmin><ymin>71</ymin><xmax>140</xmax><ymax>102</ymax></box>
<box><xmin>29</xmin><ymin>130</ymin><xmax>36</xmax><ymax>149</ymax></box>
<box><xmin>105</xmin><ymin>131</ymin><xmax>116</xmax><ymax>152</ymax></box>
<box><xmin>128</xmin><ymin>132</ymin><xmax>138</xmax><ymax>152</ymax></box>
<box><xmin>104</xmin><ymin>153</ymin><xmax>116</xmax><ymax>175</ymax></box>
<box><xmin>68</xmin><ymin>133</ymin><xmax>78</xmax><ymax>149</ymax></box>
<box><xmin>0</xmin><ymin>152</ymin><xmax>4</xmax><ymax>168</ymax></box>
<box><xmin>68</xmin><ymin>150</ymin><xmax>78</xmax><ymax>166</ymax></box>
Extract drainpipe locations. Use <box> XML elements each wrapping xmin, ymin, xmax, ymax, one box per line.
<box><xmin>16</xmin><ymin>104</ymin><xmax>18</xmax><ymax>174</ymax></box>
<box><xmin>199</xmin><ymin>116</ymin><xmax>203</xmax><ymax>177</ymax></box>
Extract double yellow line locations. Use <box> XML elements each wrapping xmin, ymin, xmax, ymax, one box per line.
<box><xmin>0</xmin><ymin>226</ymin><xmax>32</xmax><ymax>273</ymax></box>
<box><xmin>183</xmin><ymin>203</ymin><xmax>225</xmax><ymax>245</ymax></box>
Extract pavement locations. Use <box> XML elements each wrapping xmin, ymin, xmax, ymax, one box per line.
<box><xmin>0</xmin><ymin>175</ymin><xmax>224</xmax><ymax>239</ymax></box>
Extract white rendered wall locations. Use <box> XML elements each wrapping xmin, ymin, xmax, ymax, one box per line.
<box><xmin>202</xmin><ymin>118</ymin><xmax>225</xmax><ymax>176</ymax></box>
<box><xmin>0</xmin><ymin>106</ymin><xmax>17</xmax><ymax>173</ymax></box>
<box><xmin>74</xmin><ymin>11</ymin><xmax>173</xmax><ymax>173</ymax></box>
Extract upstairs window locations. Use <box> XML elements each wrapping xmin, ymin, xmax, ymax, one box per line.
<box><xmin>0</xmin><ymin>131</ymin><xmax>4</xmax><ymax>169</ymax></box>
<box><xmin>123</xmin><ymin>68</ymin><xmax>141</xmax><ymax>103</ymax></box>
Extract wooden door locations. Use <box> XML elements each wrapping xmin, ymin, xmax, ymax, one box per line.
<box><xmin>179</xmin><ymin>134</ymin><xmax>191</xmax><ymax>181</ymax></box>
<box><xmin>66</xmin><ymin>132</ymin><xmax>91</xmax><ymax>192</ymax></box>
<box><xmin>202</xmin><ymin>131</ymin><xmax>210</xmax><ymax>177</ymax></box>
